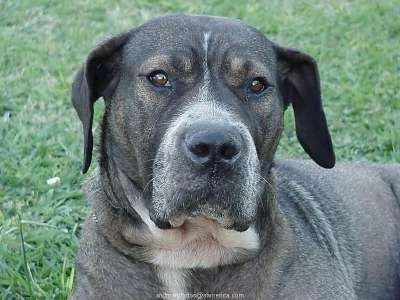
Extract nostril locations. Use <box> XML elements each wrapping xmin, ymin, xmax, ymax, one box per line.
<box><xmin>183</xmin><ymin>123</ymin><xmax>243</xmax><ymax>166</ymax></box>
<box><xmin>220</xmin><ymin>142</ymin><xmax>240</xmax><ymax>160</ymax></box>
<box><xmin>190</xmin><ymin>142</ymin><xmax>210</xmax><ymax>158</ymax></box>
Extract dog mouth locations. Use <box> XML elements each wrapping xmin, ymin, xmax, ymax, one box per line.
<box><xmin>150</xmin><ymin>167</ymin><xmax>260</xmax><ymax>232</ymax></box>
<box><xmin>169</xmin><ymin>212</ymin><xmax>234</xmax><ymax>229</ymax></box>
<box><xmin>151</xmin><ymin>208</ymin><xmax>251</xmax><ymax>232</ymax></box>
<box><xmin>153</xmin><ymin>214</ymin><xmax>249</xmax><ymax>241</ymax></box>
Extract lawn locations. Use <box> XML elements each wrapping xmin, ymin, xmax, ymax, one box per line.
<box><xmin>0</xmin><ymin>0</ymin><xmax>399</xmax><ymax>298</ymax></box>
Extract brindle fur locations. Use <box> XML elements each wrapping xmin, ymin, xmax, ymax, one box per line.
<box><xmin>70</xmin><ymin>14</ymin><xmax>400</xmax><ymax>299</ymax></box>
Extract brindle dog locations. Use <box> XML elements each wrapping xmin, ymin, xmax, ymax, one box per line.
<box><xmin>70</xmin><ymin>14</ymin><xmax>400</xmax><ymax>299</ymax></box>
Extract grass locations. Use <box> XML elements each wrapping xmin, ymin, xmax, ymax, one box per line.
<box><xmin>0</xmin><ymin>0</ymin><xmax>399</xmax><ymax>298</ymax></box>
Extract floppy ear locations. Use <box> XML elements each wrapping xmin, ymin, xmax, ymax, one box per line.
<box><xmin>275</xmin><ymin>46</ymin><xmax>335</xmax><ymax>168</ymax></box>
<box><xmin>71</xmin><ymin>33</ymin><xmax>129</xmax><ymax>173</ymax></box>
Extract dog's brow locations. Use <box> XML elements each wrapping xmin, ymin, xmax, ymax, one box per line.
<box><xmin>225</xmin><ymin>57</ymin><xmax>271</xmax><ymax>86</ymax></box>
<box><xmin>140</xmin><ymin>54</ymin><xmax>194</xmax><ymax>74</ymax></box>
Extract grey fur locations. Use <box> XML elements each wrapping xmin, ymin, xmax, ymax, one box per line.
<box><xmin>70</xmin><ymin>14</ymin><xmax>400</xmax><ymax>299</ymax></box>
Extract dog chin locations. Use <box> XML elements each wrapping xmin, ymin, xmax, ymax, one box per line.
<box><xmin>146</xmin><ymin>214</ymin><xmax>260</xmax><ymax>269</ymax></box>
<box><xmin>151</xmin><ymin>185</ymin><xmax>259</xmax><ymax>232</ymax></box>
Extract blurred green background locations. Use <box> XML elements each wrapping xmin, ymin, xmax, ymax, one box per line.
<box><xmin>1</xmin><ymin>0</ymin><xmax>399</xmax><ymax>298</ymax></box>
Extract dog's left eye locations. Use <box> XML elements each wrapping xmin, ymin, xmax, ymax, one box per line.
<box><xmin>248</xmin><ymin>77</ymin><xmax>267</xmax><ymax>94</ymax></box>
<box><xmin>148</xmin><ymin>70</ymin><xmax>171</xmax><ymax>87</ymax></box>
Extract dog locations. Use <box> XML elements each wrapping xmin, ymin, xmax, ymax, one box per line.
<box><xmin>70</xmin><ymin>14</ymin><xmax>400</xmax><ymax>299</ymax></box>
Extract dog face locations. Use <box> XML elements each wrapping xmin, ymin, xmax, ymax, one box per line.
<box><xmin>72</xmin><ymin>15</ymin><xmax>334</xmax><ymax>234</ymax></box>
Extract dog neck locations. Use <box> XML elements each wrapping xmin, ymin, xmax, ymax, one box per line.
<box><xmin>85</xmin><ymin>160</ymin><xmax>280</xmax><ymax>295</ymax></box>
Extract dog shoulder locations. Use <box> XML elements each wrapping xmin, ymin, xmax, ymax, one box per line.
<box><xmin>372</xmin><ymin>163</ymin><xmax>400</xmax><ymax>205</ymax></box>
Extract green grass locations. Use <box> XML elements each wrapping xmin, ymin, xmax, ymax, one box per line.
<box><xmin>1</xmin><ymin>0</ymin><xmax>399</xmax><ymax>298</ymax></box>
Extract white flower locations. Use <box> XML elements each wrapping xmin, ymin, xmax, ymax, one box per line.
<box><xmin>46</xmin><ymin>176</ymin><xmax>60</xmax><ymax>186</ymax></box>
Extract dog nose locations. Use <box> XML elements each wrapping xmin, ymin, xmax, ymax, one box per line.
<box><xmin>184</xmin><ymin>122</ymin><xmax>242</xmax><ymax>167</ymax></box>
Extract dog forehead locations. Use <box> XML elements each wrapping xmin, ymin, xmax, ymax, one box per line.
<box><xmin>123</xmin><ymin>14</ymin><xmax>275</xmax><ymax>62</ymax></box>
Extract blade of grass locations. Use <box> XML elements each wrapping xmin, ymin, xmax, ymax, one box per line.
<box><xmin>18</xmin><ymin>214</ymin><xmax>34</xmax><ymax>299</ymax></box>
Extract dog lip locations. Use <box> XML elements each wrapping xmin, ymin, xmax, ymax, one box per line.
<box><xmin>152</xmin><ymin>217</ymin><xmax>173</xmax><ymax>230</ymax></box>
<box><xmin>169</xmin><ymin>215</ymin><xmax>186</xmax><ymax>228</ymax></box>
<box><xmin>168</xmin><ymin>214</ymin><xmax>235</xmax><ymax>230</ymax></box>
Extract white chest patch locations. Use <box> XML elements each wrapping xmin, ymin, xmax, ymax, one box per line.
<box><xmin>150</xmin><ymin>216</ymin><xmax>259</xmax><ymax>297</ymax></box>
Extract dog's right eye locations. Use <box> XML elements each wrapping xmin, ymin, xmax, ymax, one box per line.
<box><xmin>147</xmin><ymin>70</ymin><xmax>171</xmax><ymax>87</ymax></box>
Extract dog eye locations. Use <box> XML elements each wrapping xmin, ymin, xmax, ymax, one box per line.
<box><xmin>148</xmin><ymin>70</ymin><xmax>171</xmax><ymax>87</ymax></box>
<box><xmin>249</xmin><ymin>77</ymin><xmax>267</xmax><ymax>94</ymax></box>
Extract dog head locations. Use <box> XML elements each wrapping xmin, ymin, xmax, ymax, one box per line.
<box><xmin>72</xmin><ymin>14</ymin><xmax>334</xmax><ymax>234</ymax></box>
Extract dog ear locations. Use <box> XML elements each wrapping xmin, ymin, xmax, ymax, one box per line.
<box><xmin>71</xmin><ymin>33</ymin><xmax>129</xmax><ymax>173</ymax></box>
<box><xmin>274</xmin><ymin>46</ymin><xmax>335</xmax><ymax>168</ymax></box>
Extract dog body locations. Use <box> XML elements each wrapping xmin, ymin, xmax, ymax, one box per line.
<box><xmin>71</xmin><ymin>14</ymin><xmax>400</xmax><ymax>299</ymax></box>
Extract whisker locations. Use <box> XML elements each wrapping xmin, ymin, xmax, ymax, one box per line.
<box><xmin>144</xmin><ymin>158</ymin><xmax>157</xmax><ymax>164</ymax></box>
<box><xmin>257</xmin><ymin>174</ymin><xmax>274</xmax><ymax>191</ymax></box>
<box><xmin>143</xmin><ymin>177</ymin><xmax>154</xmax><ymax>194</ymax></box>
